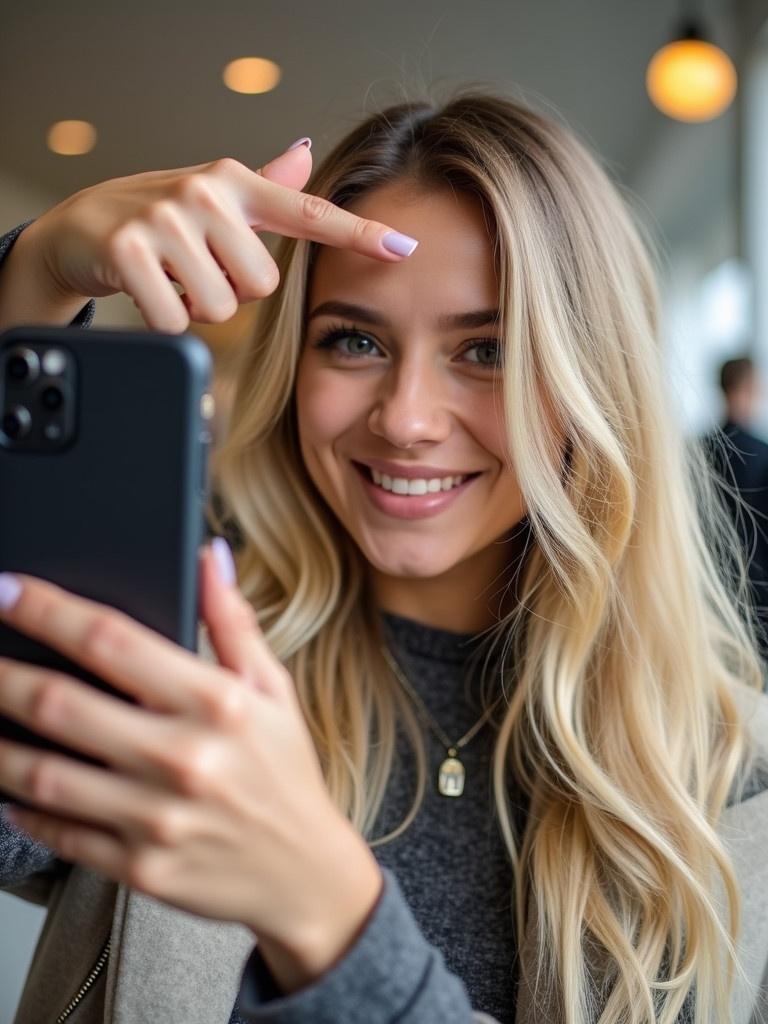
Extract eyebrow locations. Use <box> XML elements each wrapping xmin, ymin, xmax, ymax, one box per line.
<box><xmin>306</xmin><ymin>300</ymin><xmax>500</xmax><ymax>331</ymax></box>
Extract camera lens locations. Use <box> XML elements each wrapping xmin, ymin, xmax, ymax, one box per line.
<box><xmin>7</xmin><ymin>356</ymin><xmax>29</xmax><ymax>380</ymax></box>
<box><xmin>1</xmin><ymin>405</ymin><xmax>32</xmax><ymax>440</ymax></box>
<box><xmin>5</xmin><ymin>348</ymin><xmax>40</xmax><ymax>384</ymax></box>
<box><xmin>41</xmin><ymin>386</ymin><xmax>64</xmax><ymax>411</ymax></box>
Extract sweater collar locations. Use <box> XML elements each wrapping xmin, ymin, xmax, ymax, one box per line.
<box><xmin>379</xmin><ymin>609</ymin><xmax>489</xmax><ymax>664</ymax></box>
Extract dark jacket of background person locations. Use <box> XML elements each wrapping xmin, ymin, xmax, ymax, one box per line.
<box><xmin>701</xmin><ymin>419</ymin><xmax>768</xmax><ymax>669</ymax></box>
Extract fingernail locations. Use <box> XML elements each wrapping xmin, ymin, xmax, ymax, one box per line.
<box><xmin>381</xmin><ymin>232</ymin><xmax>419</xmax><ymax>257</ymax></box>
<box><xmin>211</xmin><ymin>537</ymin><xmax>237</xmax><ymax>587</ymax></box>
<box><xmin>287</xmin><ymin>136</ymin><xmax>312</xmax><ymax>151</ymax></box>
<box><xmin>0</xmin><ymin>573</ymin><xmax>21</xmax><ymax>611</ymax></box>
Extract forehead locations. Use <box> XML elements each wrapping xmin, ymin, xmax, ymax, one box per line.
<box><xmin>307</xmin><ymin>182</ymin><xmax>499</xmax><ymax>320</ymax></box>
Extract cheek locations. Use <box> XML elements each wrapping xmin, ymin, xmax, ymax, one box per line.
<box><xmin>467</xmin><ymin>391</ymin><xmax>525</xmax><ymax>505</ymax></box>
<box><xmin>295</xmin><ymin>364</ymin><xmax>368</xmax><ymax>466</ymax></box>
<box><xmin>466</xmin><ymin>389</ymin><xmax>509</xmax><ymax>466</ymax></box>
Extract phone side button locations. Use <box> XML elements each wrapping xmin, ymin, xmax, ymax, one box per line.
<box><xmin>199</xmin><ymin>441</ymin><xmax>210</xmax><ymax>498</ymax></box>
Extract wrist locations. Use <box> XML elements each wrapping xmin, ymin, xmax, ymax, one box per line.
<box><xmin>255</xmin><ymin>820</ymin><xmax>384</xmax><ymax>995</ymax></box>
<box><xmin>0</xmin><ymin>217</ymin><xmax>89</xmax><ymax>332</ymax></box>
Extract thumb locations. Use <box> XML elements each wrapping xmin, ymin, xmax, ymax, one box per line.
<box><xmin>258</xmin><ymin>137</ymin><xmax>313</xmax><ymax>190</ymax></box>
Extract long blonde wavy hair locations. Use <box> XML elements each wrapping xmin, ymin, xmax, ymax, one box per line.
<box><xmin>211</xmin><ymin>91</ymin><xmax>766</xmax><ymax>1023</ymax></box>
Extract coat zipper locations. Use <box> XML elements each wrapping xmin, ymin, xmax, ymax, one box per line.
<box><xmin>55</xmin><ymin>936</ymin><xmax>111</xmax><ymax>1022</ymax></box>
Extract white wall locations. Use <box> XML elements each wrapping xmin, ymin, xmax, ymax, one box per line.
<box><xmin>0</xmin><ymin>892</ymin><xmax>46</xmax><ymax>1024</ymax></box>
<box><xmin>626</xmin><ymin>8</ymin><xmax>768</xmax><ymax>442</ymax></box>
<box><xmin>743</xmin><ymin>29</ymin><xmax>768</xmax><ymax>436</ymax></box>
<box><xmin>628</xmin><ymin>108</ymin><xmax>743</xmax><ymax>438</ymax></box>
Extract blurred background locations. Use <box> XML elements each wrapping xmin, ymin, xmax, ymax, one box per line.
<box><xmin>1</xmin><ymin>0</ymin><xmax>767</xmax><ymax>1017</ymax></box>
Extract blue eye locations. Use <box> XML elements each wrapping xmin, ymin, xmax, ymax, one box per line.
<box><xmin>311</xmin><ymin>323</ymin><xmax>503</xmax><ymax>369</ymax></box>
<box><xmin>313</xmin><ymin>328</ymin><xmax>382</xmax><ymax>359</ymax></box>
<box><xmin>461</xmin><ymin>340</ymin><xmax>503</xmax><ymax>367</ymax></box>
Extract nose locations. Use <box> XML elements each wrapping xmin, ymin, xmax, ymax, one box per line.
<box><xmin>367</xmin><ymin>357</ymin><xmax>453</xmax><ymax>448</ymax></box>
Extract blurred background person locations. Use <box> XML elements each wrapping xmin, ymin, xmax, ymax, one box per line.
<box><xmin>701</xmin><ymin>355</ymin><xmax>768</xmax><ymax>660</ymax></box>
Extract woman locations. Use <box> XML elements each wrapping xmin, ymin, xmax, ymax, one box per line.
<box><xmin>0</xmin><ymin>92</ymin><xmax>767</xmax><ymax>1024</ymax></box>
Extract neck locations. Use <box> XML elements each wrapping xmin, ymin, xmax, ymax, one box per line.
<box><xmin>371</xmin><ymin>520</ymin><xmax>531</xmax><ymax>633</ymax></box>
<box><xmin>725</xmin><ymin>397</ymin><xmax>754</xmax><ymax>430</ymax></box>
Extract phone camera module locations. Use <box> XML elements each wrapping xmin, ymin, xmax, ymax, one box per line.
<box><xmin>2</xmin><ymin>405</ymin><xmax>32</xmax><ymax>440</ymax></box>
<box><xmin>41</xmin><ymin>386</ymin><xmax>64</xmax><ymax>411</ymax></box>
<box><xmin>1</xmin><ymin>344</ymin><xmax>75</xmax><ymax>451</ymax></box>
<box><xmin>5</xmin><ymin>347</ymin><xmax>40</xmax><ymax>384</ymax></box>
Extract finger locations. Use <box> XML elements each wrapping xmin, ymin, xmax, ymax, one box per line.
<box><xmin>0</xmin><ymin>656</ymin><xmax>173</xmax><ymax>776</ymax></box>
<box><xmin>224</xmin><ymin>163</ymin><xmax>419</xmax><ymax>262</ymax></box>
<box><xmin>0</xmin><ymin>736</ymin><xmax>169</xmax><ymax>839</ymax></box>
<box><xmin>200</xmin><ymin>542</ymin><xmax>294</xmax><ymax>704</ymax></box>
<box><xmin>5</xmin><ymin>802</ymin><xmax>130</xmax><ymax>877</ymax></box>
<box><xmin>257</xmin><ymin>138</ymin><xmax>313</xmax><ymax>190</ymax></box>
<box><xmin>205</xmin><ymin>215</ymin><xmax>280</xmax><ymax>304</ymax></box>
<box><xmin>143</xmin><ymin>201</ymin><xmax>241</xmax><ymax>323</ymax></box>
<box><xmin>109</xmin><ymin>226</ymin><xmax>191</xmax><ymax>334</ymax></box>
<box><xmin>0</xmin><ymin>572</ymin><xmax>244</xmax><ymax>719</ymax></box>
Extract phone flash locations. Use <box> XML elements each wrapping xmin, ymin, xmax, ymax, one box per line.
<box><xmin>44</xmin><ymin>423</ymin><xmax>62</xmax><ymax>440</ymax></box>
<box><xmin>200</xmin><ymin>393</ymin><xmax>215</xmax><ymax>421</ymax></box>
<box><xmin>42</xmin><ymin>349</ymin><xmax>66</xmax><ymax>376</ymax></box>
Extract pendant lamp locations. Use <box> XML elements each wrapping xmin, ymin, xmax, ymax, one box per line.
<box><xmin>646</xmin><ymin>16</ymin><xmax>737</xmax><ymax>122</ymax></box>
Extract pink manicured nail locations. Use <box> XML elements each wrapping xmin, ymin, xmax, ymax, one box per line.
<box><xmin>0</xmin><ymin>573</ymin><xmax>21</xmax><ymax>611</ymax></box>
<box><xmin>287</xmin><ymin>136</ymin><xmax>312</xmax><ymax>151</ymax></box>
<box><xmin>211</xmin><ymin>537</ymin><xmax>237</xmax><ymax>586</ymax></box>
<box><xmin>382</xmin><ymin>232</ymin><xmax>419</xmax><ymax>257</ymax></box>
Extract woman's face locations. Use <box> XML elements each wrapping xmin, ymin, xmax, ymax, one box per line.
<box><xmin>295</xmin><ymin>180</ymin><xmax>527</xmax><ymax>624</ymax></box>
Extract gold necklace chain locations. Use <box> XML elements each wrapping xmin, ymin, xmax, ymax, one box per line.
<box><xmin>380</xmin><ymin>644</ymin><xmax>503</xmax><ymax>798</ymax></box>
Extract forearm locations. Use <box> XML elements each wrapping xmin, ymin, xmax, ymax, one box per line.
<box><xmin>0</xmin><ymin>220</ymin><xmax>91</xmax><ymax>332</ymax></box>
<box><xmin>236</xmin><ymin>867</ymin><xmax>488</xmax><ymax>1024</ymax></box>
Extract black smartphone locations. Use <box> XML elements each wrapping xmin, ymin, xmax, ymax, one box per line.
<box><xmin>0</xmin><ymin>325</ymin><xmax>212</xmax><ymax>801</ymax></box>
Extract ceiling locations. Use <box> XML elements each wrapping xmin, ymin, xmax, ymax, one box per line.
<box><xmin>0</xmin><ymin>0</ymin><xmax>751</xmax><ymax>205</ymax></box>
<box><xmin>1</xmin><ymin>0</ymin><xmax>760</xmax><ymax>358</ymax></box>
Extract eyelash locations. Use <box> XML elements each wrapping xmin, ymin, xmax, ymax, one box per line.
<box><xmin>311</xmin><ymin>322</ymin><xmax>504</xmax><ymax>369</ymax></box>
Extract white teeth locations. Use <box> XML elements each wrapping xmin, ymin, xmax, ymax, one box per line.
<box><xmin>369</xmin><ymin>467</ymin><xmax>467</xmax><ymax>494</ymax></box>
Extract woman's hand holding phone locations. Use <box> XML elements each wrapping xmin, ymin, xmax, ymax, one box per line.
<box><xmin>0</xmin><ymin>546</ymin><xmax>384</xmax><ymax>994</ymax></box>
<box><xmin>0</xmin><ymin>140</ymin><xmax>418</xmax><ymax>334</ymax></box>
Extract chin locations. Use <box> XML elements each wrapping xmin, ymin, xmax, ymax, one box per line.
<box><xmin>362</xmin><ymin>540</ymin><xmax>464</xmax><ymax>580</ymax></box>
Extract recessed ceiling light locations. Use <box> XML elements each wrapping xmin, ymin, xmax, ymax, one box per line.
<box><xmin>47</xmin><ymin>120</ymin><xmax>97</xmax><ymax>155</ymax></box>
<box><xmin>223</xmin><ymin>57</ymin><xmax>281</xmax><ymax>95</ymax></box>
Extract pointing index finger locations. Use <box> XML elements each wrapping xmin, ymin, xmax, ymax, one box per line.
<box><xmin>244</xmin><ymin>173</ymin><xmax>419</xmax><ymax>261</ymax></box>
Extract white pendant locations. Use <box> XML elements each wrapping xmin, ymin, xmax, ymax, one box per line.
<box><xmin>438</xmin><ymin>755</ymin><xmax>465</xmax><ymax>797</ymax></box>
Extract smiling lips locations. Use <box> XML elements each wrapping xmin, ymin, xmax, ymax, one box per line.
<box><xmin>357</xmin><ymin>457</ymin><xmax>481</xmax><ymax>479</ymax></box>
<box><xmin>352</xmin><ymin>460</ymin><xmax>483</xmax><ymax>520</ymax></box>
<box><xmin>370</xmin><ymin>466</ymin><xmax>470</xmax><ymax>494</ymax></box>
